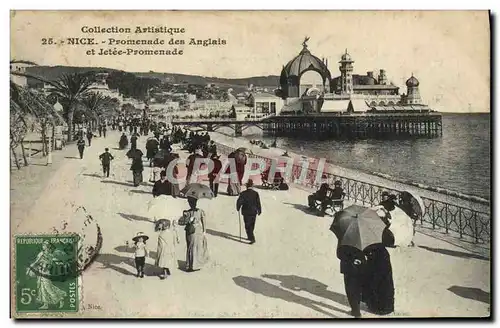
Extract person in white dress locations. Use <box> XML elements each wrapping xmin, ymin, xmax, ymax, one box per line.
<box><xmin>154</xmin><ymin>219</ymin><xmax>180</xmax><ymax>279</ymax></box>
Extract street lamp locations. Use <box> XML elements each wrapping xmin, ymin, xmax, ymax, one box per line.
<box><xmin>47</xmin><ymin>121</ymin><xmax>52</xmax><ymax>165</ymax></box>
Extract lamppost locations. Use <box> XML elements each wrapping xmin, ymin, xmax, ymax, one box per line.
<box><xmin>47</xmin><ymin>119</ymin><xmax>52</xmax><ymax>165</ymax></box>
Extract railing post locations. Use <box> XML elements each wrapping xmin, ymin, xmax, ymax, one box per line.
<box><xmin>345</xmin><ymin>179</ymin><xmax>350</xmax><ymax>201</ymax></box>
<box><xmin>361</xmin><ymin>185</ymin><xmax>365</xmax><ymax>205</ymax></box>
<box><xmin>458</xmin><ymin>208</ymin><xmax>463</xmax><ymax>239</ymax></box>
<box><xmin>432</xmin><ymin>202</ymin><xmax>436</xmax><ymax>230</ymax></box>
<box><xmin>444</xmin><ymin>204</ymin><xmax>449</xmax><ymax>234</ymax></box>
<box><xmin>474</xmin><ymin>212</ymin><xmax>479</xmax><ymax>243</ymax></box>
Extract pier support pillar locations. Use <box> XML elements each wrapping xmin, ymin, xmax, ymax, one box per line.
<box><xmin>234</xmin><ymin>123</ymin><xmax>243</xmax><ymax>137</ymax></box>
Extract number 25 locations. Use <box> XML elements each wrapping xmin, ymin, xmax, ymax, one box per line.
<box><xmin>41</xmin><ymin>38</ymin><xmax>54</xmax><ymax>45</ymax></box>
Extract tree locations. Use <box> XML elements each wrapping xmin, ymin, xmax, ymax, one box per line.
<box><xmin>81</xmin><ymin>93</ymin><xmax>119</xmax><ymax>129</ymax></box>
<box><xmin>10</xmin><ymin>69</ymin><xmax>96</xmax><ymax>141</ymax></box>
<box><xmin>47</xmin><ymin>73</ymin><xmax>95</xmax><ymax>141</ymax></box>
<box><xmin>10</xmin><ymin>83</ymin><xmax>64</xmax><ymax>168</ymax></box>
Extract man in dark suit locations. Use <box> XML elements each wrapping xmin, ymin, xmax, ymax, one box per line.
<box><xmin>236</xmin><ymin>179</ymin><xmax>262</xmax><ymax>244</ymax></box>
<box><xmin>99</xmin><ymin>148</ymin><xmax>114</xmax><ymax>178</ymax></box>
<box><xmin>77</xmin><ymin>137</ymin><xmax>86</xmax><ymax>159</ymax></box>
<box><xmin>337</xmin><ymin>246</ymin><xmax>366</xmax><ymax>318</ymax></box>
<box><xmin>152</xmin><ymin>170</ymin><xmax>170</xmax><ymax>197</ymax></box>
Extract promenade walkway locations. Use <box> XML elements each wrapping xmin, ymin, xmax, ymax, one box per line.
<box><xmin>12</xmin><ymin>131</ymin><xmax>490</xmax><ymax>318</ymax></box>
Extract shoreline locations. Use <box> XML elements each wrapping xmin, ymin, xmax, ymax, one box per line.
<box><xmin>208</xmin><ymin>132</ymin><xmax>490</xmax><ymax>213</ymax></box>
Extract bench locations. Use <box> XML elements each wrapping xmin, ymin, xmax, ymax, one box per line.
<box><xmin>314</xmin><ymin>187</ymin><xmax>345</xmax><ymax>216</ymax></box>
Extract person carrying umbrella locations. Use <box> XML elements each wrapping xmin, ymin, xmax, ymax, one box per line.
<box><xmin>130</xmin><ymin>149</ymin><xmax>144</xmax><ymax>187</ymax></box>
<box><xmin>236</xmin><ymin>179</ymin><xmax>262</xmax><ymax>244</ymax></box>
<box><xmin>177</xmin><ymin>185</ymin><xmax>212</xmax><ymax>272</ymax></box>
<box><xmin>146</xmin><ymin>136</ymin><xmax>160</xmax><ymax>165</ymax></box>
<box><xmin>330</xmin><ymin>205</ymin><xmax>395</xmax><ymax>317</ymax></box>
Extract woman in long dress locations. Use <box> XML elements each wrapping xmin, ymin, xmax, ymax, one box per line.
<box><xmin>361</xmin><ymin>244</ymin><xmax>395</xmax><ymax>315</ymax></box>
<box><xmin>166</xmin><ymin>153</ymin><xmax>181</xmax><ymax>198</ymax></box>
<box><xmin>155</xmin><ymin>220</ymin><xmax>180</xmax><ymax>279</ymax></box>
<box><xmin>373</xmin><ymin>205</ymin><xmax>413</xmax><ymax>247</ymax></box>
<box><xmin>178</xmin><ymin>197</ymin><xmax>209</xmax><ymax>272</ymax></box>
<box><xmin>130</xmin><ymin>153</ymin><xmax>144</xmax><ymax>187</ymax></box>
<box><xmin>27</xmin><ymin>241</ymin><xmax>67</xmax><ymax>310</ymax></box>
<box><xmin>225</xmin><ymin>150</ymin><xmax>247</xmax><ymax>196</ymax></box>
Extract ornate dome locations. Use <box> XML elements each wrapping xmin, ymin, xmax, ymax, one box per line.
<box><xmin>53</xmin><ymin>100</ymin><xmax>63</xmax><ymax>112</ymax></box>
<box><xmin>340</xmin><ymin>52</ymin><xmax>352</xmax><ymax>62</ymax></box>
<box><xmin>281</xmin><ymin>44</ymin><xmax>331</xmax><ymax>80</ymax></box>
<box><xmin>406</xmin><ymin>74</ymin><xmax>419</xmax><ymax>87</ymax></box>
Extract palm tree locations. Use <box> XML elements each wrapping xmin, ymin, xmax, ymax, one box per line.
<box><xmin>10</xmin><ymin>69</ymin><xmax>95</xmax><ymax>141</ymax></box>
<box><xmin>46</xmin><ymin>73</ymin><xmax>94</xmax><ymax>141</ymax></box>
<box><xmin>81</xmin><ymin>93</ymin><xmax>120</xmax><ymax>130</ymax></box>
<box><xmin>10</xmin><ymin>83</ymin><xmax>64</xmax><ymax>168</ymax></box>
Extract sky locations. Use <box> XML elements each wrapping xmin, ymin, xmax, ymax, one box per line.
<box><xmin>10</xmin><ymin>10</ymin><xmax>490</xmax><ymax>112</ymax></box>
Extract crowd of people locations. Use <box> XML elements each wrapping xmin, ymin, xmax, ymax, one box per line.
<box><xmin>76</xmin><ymin>114</ymin><xmax>423</xmax><ymax>318</ymax></box>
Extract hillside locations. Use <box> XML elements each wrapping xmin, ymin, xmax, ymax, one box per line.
<box><xmin>25</xmin><ymin>66</ymin><xmax>280</xmax><ymax>91</ymax></box>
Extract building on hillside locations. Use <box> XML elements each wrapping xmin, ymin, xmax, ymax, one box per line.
<box><xmin>194</xmin><ymin>99</ymin><xmax>232</xmax><ymax>111</ymax></box>
<box><xmin>10</xmin><ymin>62</ymin><xmax>34</xmax><ymax>87</ymax></box>
<box><xmin>231</xmin><ymin>104</ymin><xmax>253</xmax><ymax>120</ymax></box>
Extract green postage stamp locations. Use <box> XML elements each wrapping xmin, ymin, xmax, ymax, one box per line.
<box><xmin>14</xmin><ymin>234</ymin><xmax>80</xmax><ymax>313</ymax></box>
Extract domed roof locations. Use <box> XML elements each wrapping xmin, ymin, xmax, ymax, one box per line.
<box><xmin>340</xmin><ymin>49</ymin><xmax>353</xmax><ymax>62</ymax></box>
<box><xmin>53</xmin><ymin>100</ymin><xmax>63</xmax><ymax>112</ymax></box>
<box><xmin>282</xmin><ymin>43</ymin><xmax>331</xmax><ymax>80</ymax></box>
<box><xmin>406</xmin><ymin>74</ymin><xmax>419</xmax><ymax>87</ymax></box>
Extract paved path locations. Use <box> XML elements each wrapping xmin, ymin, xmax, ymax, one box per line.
<box><xmin>13</xmin><ymin>131</ymin><xmax>490</xmax><ymax>318</ymax></box>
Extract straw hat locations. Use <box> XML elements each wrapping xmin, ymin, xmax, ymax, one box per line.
<box><xmin>132</xmin><ymin>232</ymin><xmax>149</xmax><ymax>242</ymax></box>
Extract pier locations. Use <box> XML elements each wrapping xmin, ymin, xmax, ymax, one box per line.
<box><xmin>171</xmin><ymin>117</ymin><xmax>265</xmax><ymax>136</ymax></box>
<box><xmin>172</xmin><ymin>112</ymin><xmax>443</xmax><ymax>139</ymax></box>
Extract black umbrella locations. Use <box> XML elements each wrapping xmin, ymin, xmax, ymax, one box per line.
<box><xmin>330</xmin><ymin>205</ymin><xmax>387</xmax><ymax>251</ymax></box>
<box><xmin>126</xmin><ymin>148</ymin><xmax>143</xmax><ymax>159</ymax></box>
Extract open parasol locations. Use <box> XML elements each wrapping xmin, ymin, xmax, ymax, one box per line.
<box><xmin>148</xmin><ymin>195</ymin><xmax>170</xmax><ymax>222</ymax></box>
<box><xmin>181</xmin><ymin>183</ymin><xmax>214</xmax><ymax>200</ymax></box>
<box><xmin>330</xmin><ymin>205</ymin><xmax>387</xmax><ymax>251</ymax></box>
<box><xmin>399</xmin><ymin>190</ymin><xmax>425</xmax><ymax>220</ymax></box>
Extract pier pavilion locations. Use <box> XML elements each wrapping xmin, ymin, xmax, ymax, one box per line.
<box><xmin>173</xmin><ymin>38</ymin><xmax>442</xmax><ymax>139</ymax></box>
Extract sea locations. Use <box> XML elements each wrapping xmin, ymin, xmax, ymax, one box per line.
<box><xmin>227</xmin><ymin>113</ymin><xmax>491</xmax><ymax>201</ymax></box>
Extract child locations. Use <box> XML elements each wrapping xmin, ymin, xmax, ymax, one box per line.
<box><xmin>132</xmin><ymin>232</ymin><xmax>149</xmax><ymax>278</ymax></box>
<box><xmin>155</xmin><ymin>219</ymin><xmax>180</xmax><ymax>280</ymax></box>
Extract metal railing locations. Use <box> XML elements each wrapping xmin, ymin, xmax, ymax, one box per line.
<box><xmin>214</xmin><ymin>142</ymin><xmax>490</xmax><ymax>244</ymax></box>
